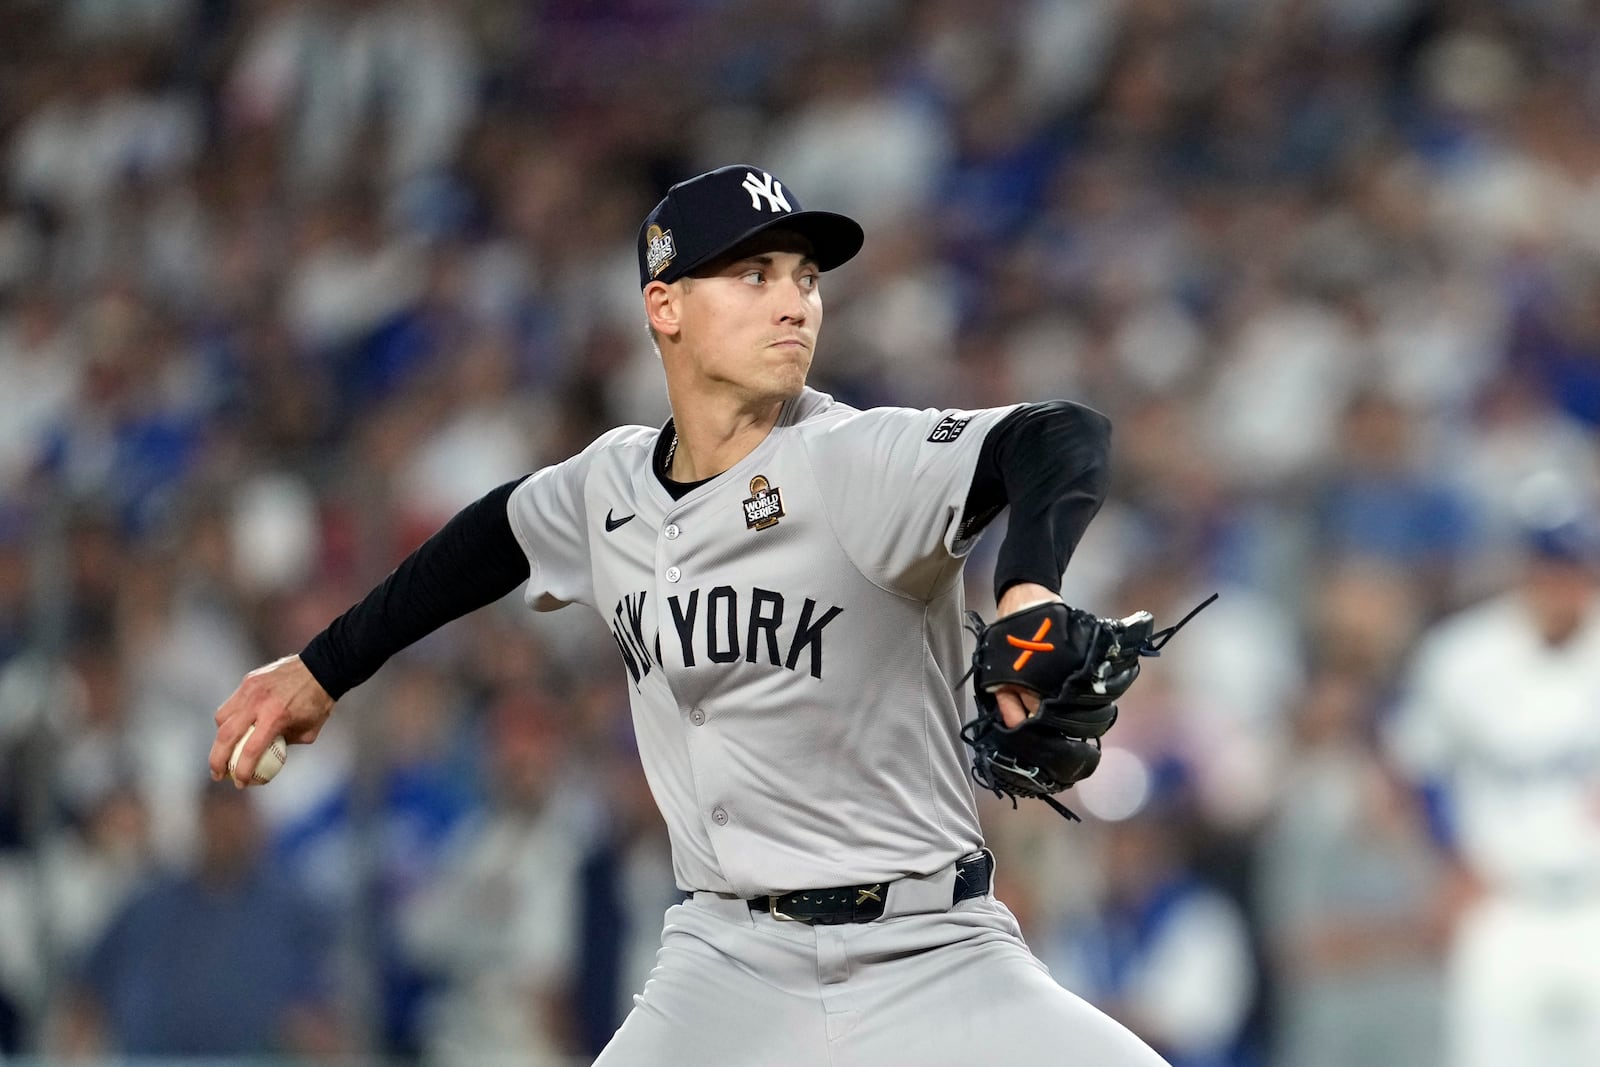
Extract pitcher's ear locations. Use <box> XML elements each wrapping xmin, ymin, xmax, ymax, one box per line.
<box><xmin>644</xmin><ymin>280</ymin><xmax>682</xmax><ymax>337</ymax></box>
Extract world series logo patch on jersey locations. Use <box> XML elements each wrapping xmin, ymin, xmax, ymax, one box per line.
<box><xmin>646</xmin><ymin>224</ymin><xmax>676</xmax><ymax>279</ymax></box>
<box><xmin>928</xmin><ymin>414</ymin><xmax>971</xmax><ymax>443</ymax></box>
<box><xmin>742</xmin><ymin>475</ymin><xmax>785</xmax><ymax>530</ymax></box>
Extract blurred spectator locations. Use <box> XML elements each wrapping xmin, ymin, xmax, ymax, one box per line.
<box><xmin>1308</xmin><ymin>560</ymin><xmax>1427</xmax><ymax>687</ymax></box>
<box><xmin>400</xmin><ymin>690</ymin><xmax>585</xmax><ymax>1066</ymax></box>
<box><xmin>395</xmin><ymin>331</ymin><xmax>544</xmax><ymax>529</ymax></box>
<box><xmin>827</xmin><ymin>223</ymin><xmax>963</xmax><ymax>407</ymax></box>
<box><xmin>41</xmin><ymin>285</ymin><xmax>216</xmax><ymax>538</ymax></box>
<box><xmin>0</xmin><ymin>520</ymin><xmax>28</xmax><ymax>676</ymax></box>
<box><xmin>279</xmin><ymin>188</ymin><xmax>429</xmax><ymax>398</ymax></box>
<box><xmin>762</xmin><ymin>37</ymin><xmax>952</xmax><ymax>232</ymax></box>
<box><xmin>37</xmin><ymin>783</ymin><xmax>152</xmax><ymax>977</ymax></box>
<box><xmin>1044</xmin><ymin>780</ymin><xmax>1258</xmax><ymax>1067</ymax></box>
<box><xmin>1013</xmin><ymin>0</ymin><xmax>1120</xmax><ymax>116</ymax></box>
<box><xmin>1313</xmin><ymin>388</ymin><xmax>1476</xmax><ymax>607</ymax></box>
<box><xmin>0</xmin><ymin>782</ymin><xmax>152</xmax><ymax>1053</ymax></box>
<box><xmin>0</xmin><ymin>287</ymin><xmax>80</xmax><ymax>496</ymax></box>
<box><xmin>1256</xmin><ymin>667</ymin><xmax>1447</xmax><ymax>1067</ymax></box>
<box><xmin>7</xmin><ymin>42</ymin><xmax>200</xmax><ymax>219</ymax></box>
<box><xmin>59</xmin><ymin>781</ymin><xmax>342</xmax><ymax>1057</ymax></box>
<box><xmin>1099</xmin><ymin>557</ymin><xmax>1302</xmax><ymax>833</ymax></box>
<box><xmin>52</xmin><ymin>507</ymin><xmax>126</xmax><ymax>651</ymax></box>
<box><xmin>48</xmin><ymin>629</ymin><xmax>140</xmax><ymax>833</ymax></box>
<box><xmin>226</xmin><ymin>0</ymin><xmax>478</xmax><ymax>195</ymax></box>
<box><xmin>275</xmin><ymin>659</ymin><xmax>476</xmax><ymax>1056</ymax></box>
<box><xmin>1388</xmin><ymin>502</ymin><xmax>1600</xmax><ymax>1067</ymax></box>
<box><xmin>571</xmin><ymin>735</ymin><xmax>677</xmax><ymax>1058</ymax></box>
<box><xmin>1201</xmin><ymin>290</ymin><xmax>1361</xmax><ymax>492</ymax></box>
<box><xmin>117</xmin><ymin>508</ymin><xmax>259</xmax><ymax>861</ymax></box>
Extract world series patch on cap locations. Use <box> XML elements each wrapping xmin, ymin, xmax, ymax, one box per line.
<box><xmin>637</xmin><ymin>165</ymin><xmax>865</xmax><ymax>288</ymax></box>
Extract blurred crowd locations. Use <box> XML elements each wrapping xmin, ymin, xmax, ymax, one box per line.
<box><xmin>3</xmin><ymin>0</ymin><xmax>1600</xmax><ymax>1063</ymax></box>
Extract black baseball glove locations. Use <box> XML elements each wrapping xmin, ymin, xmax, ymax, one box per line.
<box><xmin>960</xmin><ymin>594</ymin><xmax>1215</xmax><ymax>821</ymax></box>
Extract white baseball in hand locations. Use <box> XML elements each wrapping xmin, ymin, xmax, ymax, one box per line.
<box><xmin>228</xmin><ymin>725</ymin><xmax>288</xmax><ymax>785</ymax></box>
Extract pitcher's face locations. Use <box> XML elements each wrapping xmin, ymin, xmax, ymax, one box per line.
<box><xmin>651</xmin><ymin>231</ymin><xmax>823</xmax><ymax>405</ymax></box>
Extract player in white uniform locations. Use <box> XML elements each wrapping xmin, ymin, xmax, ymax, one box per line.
<box><xmin>210</xmin><ymin>165</ymin><xmax>1168</xmax><ymax>1065</ymax></box>
<box><xmin>1389</xmin><ymin>511</ymin><xmax>1600</xmax><ymax>1067</ymax></box>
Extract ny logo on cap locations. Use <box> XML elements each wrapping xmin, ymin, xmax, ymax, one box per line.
<box><xmin>742</xmin><ymin>171</ymin><xmax>791</xmax><ymax>213</ymax></box>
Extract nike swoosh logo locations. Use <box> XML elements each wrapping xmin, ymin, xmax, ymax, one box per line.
<box><xmin>605</xmin><ymin>509</ymin><xmax>635</xmax><ymax>532</ymax></box>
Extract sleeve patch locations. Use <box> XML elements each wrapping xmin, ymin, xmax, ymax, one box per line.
<box><xmin>928</xmin><ymin>414</ymin><xmax>971</xmax><ymax>443</ymax></box>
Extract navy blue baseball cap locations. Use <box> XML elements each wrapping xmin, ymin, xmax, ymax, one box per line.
<box><xmin>1524</xmin><ymin>513</ymin><xmax>1600</xmax><ymax>565</ymax></box>
<box><xmin>638</xmin><ymin>164</ymin><xmax>865</xmax><ymax>288</ymax></box>
<box><xmin>1511</xmin><ymin>473</ymin><xmax>1600</xmax><ymax>565</ymax></box>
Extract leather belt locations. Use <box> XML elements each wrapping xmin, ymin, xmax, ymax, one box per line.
<box><xmin>747</xmin><ymin>849</ymin><xmax>994</xmax><ymax>925</ymax></box>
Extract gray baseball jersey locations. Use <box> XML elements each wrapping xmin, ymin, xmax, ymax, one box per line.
<box><xmin>506</xmin><ymin>387</ymin><xmax>1017</xmax><ymax>896</ymax></box>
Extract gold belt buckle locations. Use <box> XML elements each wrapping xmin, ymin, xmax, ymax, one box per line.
<box><xmin>768</xmin><ymin>896</ymin><xmax>802</xmax><ymax>922</ymax></box>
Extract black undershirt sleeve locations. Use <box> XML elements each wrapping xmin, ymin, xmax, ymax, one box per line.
<box><xmin>961</xmin><ymin>401</ymin><xmax>1112</xmax><ymax>603</ymax></box>
<box><xmin>299</xmin><ymin>476</ymin><xmax>533</xmax><ymax>700</ymax></box>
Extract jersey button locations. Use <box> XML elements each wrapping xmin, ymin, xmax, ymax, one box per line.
<box><xmin>665</xmin><ymin>523</ymin><xmax>681</xmax><ymax>540</ymax></box>
<box><xmin>689</xmin><ymin>708</ymin><xmax>705</xmax><ymax>725</ymax></box>
<box><xmin>711</xmin><ymin>806</ymin><xmax>729</xmax><ymax>826</ymax></box>
<box><xmin>665</xmin><ymin>566</ymin><xmax>681</xmax><ymax>583</ymax></box>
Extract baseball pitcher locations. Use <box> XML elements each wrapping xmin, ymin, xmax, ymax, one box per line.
<box><xmin>211</xmin><ymin>165</ymin><xmax>1193</xmax><ymax>1065</ymax></box>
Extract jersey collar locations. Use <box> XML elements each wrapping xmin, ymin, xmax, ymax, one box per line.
<box><xmin>646</xmin><ymin>390</ymin><xmax>825</xmax><ymax>508</ymax></box>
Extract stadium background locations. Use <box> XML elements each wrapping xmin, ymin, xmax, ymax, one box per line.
<box><xmin>1</xmin><ymin>0</ymin><xmax>1598</xmax><ymax>1063</ymax></box>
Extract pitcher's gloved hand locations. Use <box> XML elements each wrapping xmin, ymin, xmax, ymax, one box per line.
<box><xmin>961</xmin><ymin>594</ymin><xmax>1215</xmax><ymax>821</ymax></box>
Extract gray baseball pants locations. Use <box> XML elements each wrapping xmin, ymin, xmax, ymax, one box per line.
<box><xmin>593</xmin><ymin>867</ymin><xmax>1170</xmax><ymax>1066</ymax></box>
